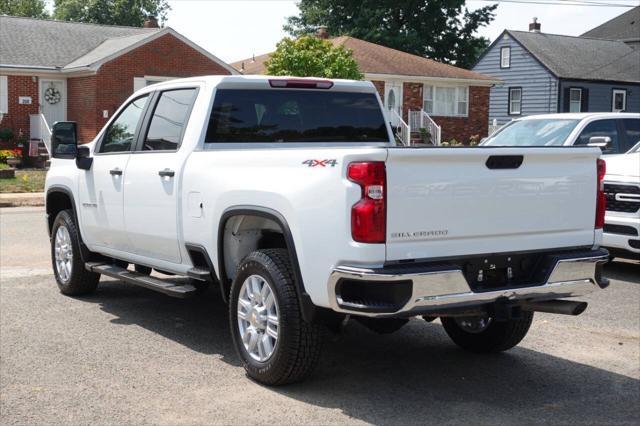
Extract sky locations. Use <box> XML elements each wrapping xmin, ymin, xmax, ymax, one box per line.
<box><xmin>161</xmin><ymin>1</ymin><xmax>639</xmax><ymax>64</ymax></box>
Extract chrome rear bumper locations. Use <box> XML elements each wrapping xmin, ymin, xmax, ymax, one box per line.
<box><xmin>328</xmin><ymin>249</ymin><xmax>609</xmax><ymax>318</ymax></box>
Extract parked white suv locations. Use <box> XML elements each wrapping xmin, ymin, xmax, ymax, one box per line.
<box><xmin>602</xmin><ymin>143</ymin><xmax>640</xmax><ymax>260</ymax></box>
<box><xmin>45</xmin><ymin>76</ymin><xmax>609</xmax><ymax>385</ymax></box>
<box><xmin>482</xmin><ymin>113</ymin><xmax>640</xmax><ymax>154</ymax></box>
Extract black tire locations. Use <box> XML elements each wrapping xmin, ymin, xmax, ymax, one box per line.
<box><xmin>229</xmin><ymin>249</ymin><xmax>325</xmax><ymax>385</ymax></box>
<box><xmin>51</xmin><ymin>210</ymin><xmax>100</xmax><ymax>296</ymax></box>
<box><xmin>441</xmin><ymin>312</ymin><xmax>534</xmax><ymax>353</ymax></box>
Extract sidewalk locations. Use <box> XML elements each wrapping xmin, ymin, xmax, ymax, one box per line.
<box><xmin>0</xmin><ymin>192</ymin><xmax>45</xmax><ymax>208</ymax></box>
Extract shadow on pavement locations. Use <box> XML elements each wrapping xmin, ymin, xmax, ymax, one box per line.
<box><xmin>80</xmin><ymin>277</ymin><xmax>640</xmax><ymax>424</ymax></box>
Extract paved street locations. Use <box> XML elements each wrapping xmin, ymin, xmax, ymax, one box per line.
<box><xmin>1</xmin><ymin>207</ymin><xmax>639</xmax><ymax>425</ymax></box>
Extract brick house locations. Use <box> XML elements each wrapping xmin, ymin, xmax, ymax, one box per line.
<box><xmin>232</xmin><ymin>32</ymin><xmax>499</xmax><ymax>144</ymax></box>
<box><xmin>0</xmin><ymin>16</ymin><xmax>236</xmax><ymax>154</ymax></box>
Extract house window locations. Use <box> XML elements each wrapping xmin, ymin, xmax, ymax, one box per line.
<box><xmin>0</xmin><ymin>76</ymin><xmax>7</xmax><ymax>114</ymax></box>
<box><xmin>423</xmin><ymin>85</ymin><xmax>468</xmax><ymax>117</ymax></box>
<box><xmin>133</xmin><ymin>76</ymin><xmax>177</xmax><ymax>92</ymax></box>
<box><xmin>500</xmin><ymin>47</ymin><xmax>511</xmax><ymax>68</ymax></box>
<box><xmin>612</xmin><ymin>89</ymin><xmax>627</xmax><ymax>112</ymax></box>
<box><xmin>508</xmin><ymin>87</ymin><xmax>522</xmax><ymax>115</ymax></box>
<box><xmin>569</xmin><ymin>88</ymin><xmax>582</xmax><ymax>113</ymax></box>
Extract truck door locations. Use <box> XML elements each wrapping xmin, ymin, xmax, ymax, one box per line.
<box><xmin>79</xmin><ymin>94</ymin><xmax>150</xmax><ymax>251</ymax></box>
<box><xmin>123</xmin><ymin>88</ymin><xmax>198</xmax><ymax>263</ymax></box>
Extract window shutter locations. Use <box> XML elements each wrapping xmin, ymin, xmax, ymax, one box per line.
<box><xmin>562</xmin><ymin>88</ymin><xmax>570</xmax><ymax>112</ymax></box>
<box><xmin>0</xmin><ymin>76</ymin><xmax>8</xmax><ymax>114</ymax></box>
<box><xmin>580</xmin><ymin>88</ymin><xmax>589</xmax><ymax>112</ymax></box>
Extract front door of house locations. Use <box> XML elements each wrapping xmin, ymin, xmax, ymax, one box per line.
<box><xmin>39</xmin><ymin>79</ymin><xmax>66</xmax><ymax>126</ymax></box>
<box><xmin>384</xmin><ymin>81</ymin><xmax>403</xmax><ymax>126</ymax></box>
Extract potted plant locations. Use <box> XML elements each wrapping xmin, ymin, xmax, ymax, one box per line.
<box><xmin>419</xmin><ymin>127</ymin><xmax>433</xmax><ymax>145</ymax></box>
<box><xmin>6</xmin><ymin>148</ymin><xmax>22</xmax><ymax>167</ymax></box>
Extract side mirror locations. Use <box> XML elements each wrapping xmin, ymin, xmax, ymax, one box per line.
<box><xmin>51</xmin><ymin>122</ymin><xmax>78</xmax><ymax>159</ymax></box>
<box><xmin>587</xmin><ymin>136</ymin><xmax>612</xmax><ymax>150</ymax></box>
<box><xmin>75</xmin><ymin>145</ymin><xmax>93</xmax><ymax>170</ymax></box>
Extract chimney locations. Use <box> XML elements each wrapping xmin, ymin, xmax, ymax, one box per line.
<box><xmin>143</xmin><ymin>16</ymin><xmax>159</xmax><ymax>28</ymax></box>
<box><xmin>529</xmin><ymin>17</ymin><xmax>541</xmax><ymax>33</ymax></box>
<box><xmin>316</xmin><ymin>25</ymin><xmax>329</xmax><ymax>39</ymax></box>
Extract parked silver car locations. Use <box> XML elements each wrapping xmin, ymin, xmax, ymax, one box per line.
<box><xmin>482</xmin><ymin>113</ymin><xmax>640</xmax><ymax>154</ymax></box>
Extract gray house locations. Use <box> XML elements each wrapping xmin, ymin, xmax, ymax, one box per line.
<box><xmin>582</xmin><ymin>6</ymin><xmax>640</xmax><ymax>49</ymax></box>
<box><xmin>473</xmin><ymin>21</ymin><xmax>640</xmax><ymax>126</ymax></box>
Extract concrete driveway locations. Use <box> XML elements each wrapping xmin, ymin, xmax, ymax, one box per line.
<box><xmin>1</xmin><ymin>207</ymin><xmax>639</xmax><ymax>425</ymax></box>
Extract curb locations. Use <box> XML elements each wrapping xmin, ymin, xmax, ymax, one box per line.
<box><xmin>0</xmin><ymin>192</ymin><xmax>45</xmax><ymax>208</ymax></box>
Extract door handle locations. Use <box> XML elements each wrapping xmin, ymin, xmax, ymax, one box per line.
<box><xmin>109</xmin><ymin>168</ymin><xmax>123</xmax><ymax>176</ymax></box>
<box><xmin>158</xmin><ymin>169</ymin><xmax>175</xmax><ymax>178</ymax></box>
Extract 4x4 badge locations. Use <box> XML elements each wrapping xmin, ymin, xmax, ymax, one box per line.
<box><xmin>302</xmin><ymin>159</ymin><xmax>337</xmax><ymax>167</ymax></box>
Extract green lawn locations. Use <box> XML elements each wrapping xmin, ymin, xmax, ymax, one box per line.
<box><xmin>0</xmin><ymin>169</ymin><xmax>47</xmax><ymax>193</ymax></box>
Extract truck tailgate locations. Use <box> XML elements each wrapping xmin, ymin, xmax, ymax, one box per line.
<box><xmin>385</xmin><ymin>147</ymin><xmax>600</xmax><ymax>261</ymax></box>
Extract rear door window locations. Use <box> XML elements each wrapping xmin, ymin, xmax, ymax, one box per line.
<box><xmin>205</xmin><ymin>89</ymin><xmax>389</xmax><ymax>143</ymax></box>
<box><xmin>142</xmin><ymin>88</ymin><xmax>198</xmax><ymax>151</ymax></box>
<box><xmin>575</xmin><ymin>119</ymin><xmax>620</xmax><ymax>154</ymax></box>
<box><xmin>622</xmin><ymin>119</ymin><xmax>640</xmax><ymax>153</ymax></box>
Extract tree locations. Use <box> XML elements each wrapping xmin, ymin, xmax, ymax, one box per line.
<box><xmin>0</xmin><ymin>0</ymin><xmax>48</xmax><ymax>18</ymax></box>
<box><xmin>53</xmin><ymin>0</ymin><xmax>170</xmax><ymax>27</ymax></box>
<box><xmin>284</xmin><ymin>0</ymin><xmax>497</xmax><ymax>69</ymax></box>
<box><xmin>265</xmin><ymin>36</ymin><xmax>363</xmax><ymax>80</ymax></box>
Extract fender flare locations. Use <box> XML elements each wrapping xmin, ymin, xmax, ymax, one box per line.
<box><xmin>217</xmin><ymin>206</ymin><xmax>316</xmax><ymax>323</ymax></box>
<box><xmin>46</xmin><ymin>185</ymin><xmax>93</xmax><ymax>262</ymax></box>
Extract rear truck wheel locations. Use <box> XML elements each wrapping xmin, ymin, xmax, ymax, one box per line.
<box><xmin>229</xmin><ymin>249</ymin><xmax>325</xmax><ymax>385</ymax></box>
<box><xmin>441</xmin><ymin>311</ymin><xmax>534</xmax><ymax>353</ymax></box>
<box><xmin>51</xmin><ymin>210</ymin><xmax>100</xmax><ymax>296</ymax></box>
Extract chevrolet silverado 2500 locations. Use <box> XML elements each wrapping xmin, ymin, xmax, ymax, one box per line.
<box><xmin>45</xmin><ymin>76</ymin><xmax>609</xmax><ymax>385</ymax></box>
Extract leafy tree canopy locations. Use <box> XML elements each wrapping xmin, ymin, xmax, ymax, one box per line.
<box><xmin>265</xmin><ymin>36</ymin><xmax>363</xmax><ymax>80</ymax></box>
<box><xmin>284</xmin><ymin>0</ymin><xmax>497</xmax><ymax>69</ymax></box>
<box><xmin>0</xmin><ymin>0</ymin><xmax>48</xmax><ymax>18</ymax></box>
<box><xmin>53</xmin><ymin>0</ymin><xmax>170</xmax><ymax>27</ymax></box>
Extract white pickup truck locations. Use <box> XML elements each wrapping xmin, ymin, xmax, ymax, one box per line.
<box><xmin>45</xmin><ymin>75</ymin><xmax>609</xmax><ymax>385</ymax></box>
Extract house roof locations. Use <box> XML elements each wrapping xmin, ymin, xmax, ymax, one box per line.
<box><xmin>232</xmin><ymin>36</ymin><xmax>498</xmax><ymax>83</ymax></box>
<box><xmin>507</xmin><ymin>30</ymin><xmax>640</xmax><ymax>83</ymax></box>
<box><xmin>0</xmin><ymin>15</ymin><xmax>237</xmax><ymax>74</ymax></box>
<box><xmin>581</xmin><ymin>6</ymin><xmax>640</xmax><ymax>42</ymax></box>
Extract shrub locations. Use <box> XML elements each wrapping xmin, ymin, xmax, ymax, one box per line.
<box><xmin>0</xmin><ymin>128</ymin><xmax>13</xmax><ymax>141</ymax></box>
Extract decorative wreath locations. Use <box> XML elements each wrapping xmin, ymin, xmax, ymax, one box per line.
<box><xmin>44</xmin><ymin>86</ymin><xmax>61</xmax><ymax>105</ymax></box>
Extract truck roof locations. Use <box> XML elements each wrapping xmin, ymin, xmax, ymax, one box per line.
<box><xmin>512</xmin><ymin>112</ymin><xmax>640</xmax><ymax>121</ymax></box>
<box><xmin>142</xmin><ymin>74</ymin><xmax>377</xmax><ymax>93</ymax></box>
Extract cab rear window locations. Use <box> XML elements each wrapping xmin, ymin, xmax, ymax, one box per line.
<box><xmin>205</xmin><ymin>89</ymin><xmax>389</xmax><ymax>143</ymax></box>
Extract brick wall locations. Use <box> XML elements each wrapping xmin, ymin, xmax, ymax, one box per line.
<box><xmin>371</xmin><ymin>80</ymin><xmax>385</xmax><ymax>101</ymax></box>
<box><xmin>92</xmin><ymin>33</ymin><xmax>232</xmax><ymax>136</ymax></box>
<box><xmin>67</xmin><ymin>76</ymin><xmax>97</xmax><ymax>143</ymax></box>
<box><xmin>432</xmin><ymin>86</ymin><xmax>489</xmax><ymax>143</ymax></box>
<box><xmin>402</xmin><ymin>82</ymin><xmax>423</xmax><ymax>121</ymax></box>
<box><xmin>1</xmin><ymin>75</ymin><xmax>39</xmax><ymax>147</ymax></box>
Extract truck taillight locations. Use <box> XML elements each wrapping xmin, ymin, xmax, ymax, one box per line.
<box><xmin>348</xmin><ymin>162</ymin><xmax>386</xmax><ymax>243</ymax></box>
<box><xmin>596</xmin><ymin>158</ymin><xmax>606</xmax><ymax>229</ymax></box>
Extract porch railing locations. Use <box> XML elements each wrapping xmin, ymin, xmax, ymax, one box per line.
<box><xmin>30</xmin><ymin>114</ymin><xmax>52</xmax><ymax>155</ymax></box>
<box><xmin>391</xmin><ymin>109</ymin><xmax>411</xmax><ymax>146</ymax></box>
<box><xmin>408</xmin><ymin>109</ymin><xmax>441</xmax><ymax>145</ymax></box>
<box><xmin>488</xmin><ymin>118</ymin><xmax>501</xmax><ymax>136</ymax></box>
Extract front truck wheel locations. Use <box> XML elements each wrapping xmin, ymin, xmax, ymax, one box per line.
<box><xmin>441</xmin><ymin>311</ymin><xmax>534</xmax><ymax>353</ymax></box>
<box><xmin>51</xmin><ymin>209</ymin><xmax>100</xmax><ymax>296</ymax></box>
<box><xmin>229</xmin><ymin>249</ymin><xmax>325</xmax><ymax>385</ymax></box>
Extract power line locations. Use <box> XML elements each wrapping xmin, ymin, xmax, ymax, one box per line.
<box><xmin>469</xmin><ymin>0</ymin><xmax>638</xmax><ymax>7</ymax></box>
